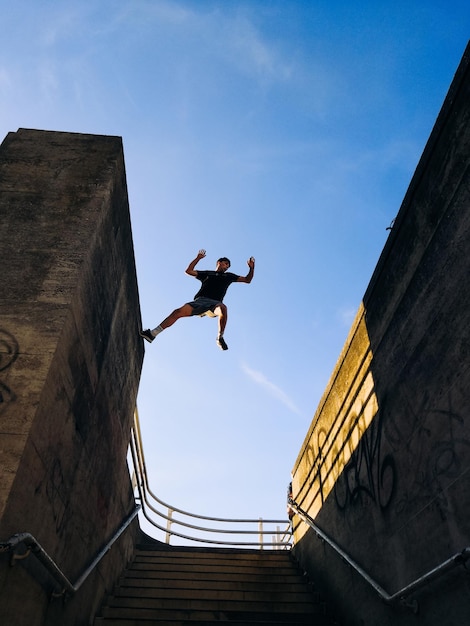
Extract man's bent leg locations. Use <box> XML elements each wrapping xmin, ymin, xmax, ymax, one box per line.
<box><xmin>160</xmin><ymin>303</ymin><xmax>195</xmax><ymax>329</ymax></box>
<box><xmin>214</xmin><ymin>303</ymin><xmax>228</xmax><ymax>350</ymax></box>
<box><xmin>140</xmin><ymin>303</ymin><xmax>194</xmax><ymax>343</ymax></box>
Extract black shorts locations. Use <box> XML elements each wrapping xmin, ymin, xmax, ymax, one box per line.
<box><xmin>188</xmin><ymin>297</ymin><xmax>222</xmax><ymax>316</ymax></box>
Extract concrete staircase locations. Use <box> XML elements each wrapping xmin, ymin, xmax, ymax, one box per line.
<box><xmin>94</xmin><ymin>544</ymin><xmax>339</xmax><ymax>625</ymax></box>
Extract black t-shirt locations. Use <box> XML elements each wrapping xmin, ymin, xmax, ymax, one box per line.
<box><xmin>194</xmin><ymin>271</ymin><xmax>239</xmax><ymax>302</ymax></box>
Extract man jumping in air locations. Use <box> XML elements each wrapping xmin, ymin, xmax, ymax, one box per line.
<box><xmin>140</xmin><ymin>249</ymin><xmax>255</xmax><ymax>350</ymax></box>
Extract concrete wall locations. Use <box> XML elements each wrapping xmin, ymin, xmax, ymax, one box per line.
<box><xmin>291</xmin><ymin>43</ymin><xmax>470</xmax><ymax>625</ymax></box>
<box><xmin>0</xmin><ymin>129</ymin><xmax>144</xmax><ymax>625</ymax></box>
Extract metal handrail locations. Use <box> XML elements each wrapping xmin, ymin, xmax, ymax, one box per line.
<box><xmin>0</xmin><ymin>506</ymin><xmax>141</xmax><ymax>597</ymax></box>
<box><xmin>130</xmin><ymin>408</ymin><xmax>292</xmax><ymax>548</ymax></box>
<box><xmin>289</xmin><ymin>498</ymin><xmax>470</xmax><ymax>612</ymax></box>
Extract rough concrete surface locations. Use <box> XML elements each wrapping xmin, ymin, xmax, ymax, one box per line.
<box><xmin>0</xmin><ymin>129</ymin><xmax>143</xmax><ymax>626</ymax></box>
<box><xmin>291</xmin><ymin>42</ymin><xmax>470</xmax><ymax>626</ymax></box>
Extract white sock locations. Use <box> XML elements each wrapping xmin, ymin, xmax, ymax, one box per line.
<box><xmin>151</xmin><ymin>325</ymin><xmax>164</xmax><ymax>337</ymax></box>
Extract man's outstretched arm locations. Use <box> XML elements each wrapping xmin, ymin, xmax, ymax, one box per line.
<box><xmin>237</xmin><ymin>256</ymin><xmax>255</xmax><ymax>283</ymax></box>
<box><xmin>185</xmin><ymin>249</ymin><xmax>206</xmax><ymax>276</ymax></box>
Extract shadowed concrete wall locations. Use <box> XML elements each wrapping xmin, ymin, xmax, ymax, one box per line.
<box><xmin>291</xmin><ymin>43</ymin><xmax>470</xmax><ymax>625</ymax></box>
<box><xmin>0</xmin><ymin>129</ymin><xmax>143</xmax><ymax>625</ymax></box>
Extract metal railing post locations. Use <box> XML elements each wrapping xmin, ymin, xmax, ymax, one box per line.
<box><xmin>165</xmin><ymin>508</ymin><xmax>173</xmax><ymax>544</ymax></box>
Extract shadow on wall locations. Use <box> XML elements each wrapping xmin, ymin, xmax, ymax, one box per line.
<box><xmin>291</xmin><ymin>300</ymin><xmax>470</xmax><ymax>625</ymax></box>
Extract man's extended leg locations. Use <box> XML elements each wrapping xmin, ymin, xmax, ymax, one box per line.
<box><xmin>140</xmin><ymin>303</ymin><xmax>194</xmax><ymax>343</ymax></box>
<box><xmin>214</xmin><ymin>303</ymin><xmax>228</xmax><ymax>350</ymax></box>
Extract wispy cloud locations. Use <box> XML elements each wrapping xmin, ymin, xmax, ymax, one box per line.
<box><xmin>338</xmin><ymin>307</ymin><xmax>357</xmax><ymax>328</ymax></box>
<box><xmin>241</xmin><ymin>362</ymin><xmax>301</xmax><ymax>415</ymax></box>
<box><xmin>38</xmin><ymin>60</ymin><xmax>60</xmax><ymax>101</ymax></box>
<box><xmin>221</xmin><ymin>14</ymin><xmax>293</xmax><ymax>82</ymax></box>
<box><xmin>115</xmin><ymin>1</ymin><xmax>294</xmax><ymax>84</ymax></box>
<box><xmin>0</xmin><ymin>67</ymin><xmax>12</xmax><ymax>91</ymax></box>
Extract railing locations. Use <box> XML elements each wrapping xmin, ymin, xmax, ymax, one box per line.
<box><xmin>130</xmin><ymin>408</ymin><xmax>292</xmax><ymax>549</ymax></box>
<box><xmin>288</xmin><ymin>498</ymin><xmax>470</xmax><ymax>612</ymax></box>
<box><xmin>0</xmin><ymin>506</ymin><xmax>141</xmax><ymax>598</ymax></box>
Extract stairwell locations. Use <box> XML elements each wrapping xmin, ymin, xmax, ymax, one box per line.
<box><xmin>94</xmin><ymin>542</ymin><xmax>339</xmax><ymax>625</ymax></box>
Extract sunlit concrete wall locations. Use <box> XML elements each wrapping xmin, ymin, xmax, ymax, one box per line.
<box><xmin>0</xmin><ymin>129</ymin><xmax>143</xmax><ymax>625</ymax></box>
<box><xmin>291</xmin><ymin>43</ymin><xmax>470</xmax><ymax>626</ymax></box>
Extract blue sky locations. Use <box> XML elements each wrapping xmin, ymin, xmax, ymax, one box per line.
<box><xmin>2</xmin><ymin>1</ymin><xmax>469</xmax><ymax>541</ymax></box>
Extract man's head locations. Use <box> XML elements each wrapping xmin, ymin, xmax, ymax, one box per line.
<box><xmin>216</xmin><ymin>257</ymin><xmax>231</xmax><ymax>272</ymax></box>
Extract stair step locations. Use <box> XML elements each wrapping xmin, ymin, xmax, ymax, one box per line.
<box><xmin>133</xmin><ymin>552</ymin><xmax>294</xmax><ymax>565</ymax></box>
<box><xmin>94</xmin><ymin>617</ymin><xmax>332</xmax><ymax>626</ymax></box>
<box><xmin>100</xmin><ymin>606</ymin><xmax>327</xmax><ymax>622</ymax></box>
<box><xmin>129</xmin><ymin>562</ymin><xmax>298</xmax><ymax>575</ymax></box>
<box><xmin>121</xmin><ymin>570</ymin><xmax>306</xmax><ymax>586</ymax></box>
<box><xmin>117</xmin><ymin>576</ymin><xmax>315</xmax><ymax>594</ymax></box>
<box><xmin>132</xmin><ymin>556</ymin><xmax>293</xmax><ymax>567</ymax></box>
<box><xmin>112</xmin><ymin>586</ymin><xmax>317</xmax><ymax>602</ymax></box>
<box><xmin>104</xmin><ymin>596</ymin><xmax>322</xmax><ymax>612</ymax></box>
<box><xmin>135</xmin><ymin>545</ymin><xmax>291</xmax><ymax>556</ymax></box>
<box><xmin>94</xmin><ymin>547</ymin><xmax>338</xmax><ymax>625</ymax></box>
<box><xmin>132</xmin><ymin>548</ymin><xmax>298</xmax><ymax>563</ymax></box>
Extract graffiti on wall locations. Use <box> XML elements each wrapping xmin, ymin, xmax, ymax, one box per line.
<box><xmin>293</xmin><ymin>297</ymin><xmax>470</xmax><ymax>536</ymax></box>
<box><xmin>298</xmin><ymin>365</ymin><xmax>470</xmax><ymax>528</ymax></box>
<box><xmin>381</xmin><ymin>389</ymin><xmax>470</xmax><ymax>522</ymax></box>
<box><xmin>296</xmin><ymin>352</ymin><xmax>383</xmax><ymax>520</ymax></box>
<box><xmin>0</xmin><ymin>329</ymin><xmax>19</xmax><ymax>416</ymax></box>
<box><xmin>332</xmin><ymin>398</ymin><xmax>396</xmax><ymax>513</ymax></box>
<box><xmin>45</xmin><ymin>457</ymin><xmax>72</xmax><ymax>535</ymax></box>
